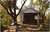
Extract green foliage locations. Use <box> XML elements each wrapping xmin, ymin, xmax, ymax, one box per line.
<box><xmin>1</xmin><ymin>1</ymin><xmax>14</xmax><ymax>8</ymax></box>
<box><xmin>0</xmin><ymin>1</ymin><xmax>14</xmax><ymax>27</ymax></box>
<box><xmin>33</xmin><ymin>0</ymin><xmax>49</xmax><ymax>31</ymax></box>
<box><xmin>0</xmin><ymin>5</ymin><xmax>12</xmax><ymax>27</ymax></box>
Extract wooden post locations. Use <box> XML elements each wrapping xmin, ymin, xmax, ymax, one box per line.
<box><xmin>22</xmin><ymin>13</ymin><xmax>24</xmax><ymax>23</ymax></box>
<box><xmin>22</xmin><ymin>13</ymin><xmax>24</xmax><ymax>24</ymax></box>
<box><xmin>37</xmin><ymin>14</ymin><xmax>40</xmax><ymax>26</ymax></box>
<box><xmin>49</xmin><ymin>16</ymin><xmax>50</xmax><ymax>31</ymax></box>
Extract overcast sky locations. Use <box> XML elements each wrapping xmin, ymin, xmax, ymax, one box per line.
<box><xmin>48</xmin><ymin>0</ymin><xmax>50</xmax><ymax>2</ymax></box>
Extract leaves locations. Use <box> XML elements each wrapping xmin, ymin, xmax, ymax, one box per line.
<box><xmin>0</xmin><ymin>4</ymin><xmax>12</xmax><ymax>27</ymax></box>
<box><xmin>33</xmin><ymin>0</ymin><xmax>49</xmax><ymax>31</ymax></box>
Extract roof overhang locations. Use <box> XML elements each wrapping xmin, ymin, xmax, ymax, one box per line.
<box><xmin>21</xmin><ymin>8</ymin><xmax>40</xmax><ymax>13</ymax></box>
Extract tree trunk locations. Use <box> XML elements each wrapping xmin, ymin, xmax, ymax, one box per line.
<box><xmin>14</xmin><ymin>17</ymin><xmax>17</xmax><ymax>25</ymax></box>
<box><xmin>13</xmin><ymin>17</ymin><xmax>19</xmax><ymax>32</ymax></box>
<box><xmin>42</xmin><ymin>15</ymin><xmax>44</xmax><ymax>23</ymax></box>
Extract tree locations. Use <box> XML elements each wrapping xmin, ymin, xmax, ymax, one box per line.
<box><xmin>33</xmin><ymin>0</ymin><xmax>49</xmax><ymax>30</ymax></box>
<box><xmin>0</xmin><ymin>4</ymin><xmax>12</xmax><ymax>27</ymax></box>
<box><xmin>0</xmin><ymin>4</ymin><xmax>13</xmax><ymax>32</ymax></box>
<box><xmin>1</xmin><ymin>0</ymin><xmax>27</xmax><ymax>32</ymax></box>
<box><xmin>33</xmin><ymin>0</ymin><xmax>49</xmax><ymax>23</ymax></box>
<box><xmin>1</xmin><ymin>0</ymin><xmax>27</xmax><ymax>25</ymax></box>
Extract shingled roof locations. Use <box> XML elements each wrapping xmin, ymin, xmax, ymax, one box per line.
<box><xmin>21</xmin><ymin>8</ymin><xmax>40</xmax><ymax>13</ymax></box>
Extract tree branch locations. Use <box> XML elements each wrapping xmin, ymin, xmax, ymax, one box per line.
<box><xmin>13</xmin><ymin>0</ymin><xmax>17</xmax><ymax>16</ymax></box>
<box><xmin>1</xmin><ymin>2</ymin><xmax>14</xmax><ymax>18</ymax></box>
<box><xmin>1</xmin><ymin>3</ymin><xmax>11</xmax><ymax>15</ymax></box>
<box><xmin>16</xmin><ymin>0</ymin><xmax>27</xmax><ymax>16</ymax></box>
<box><xmin>8</xmin><ymin>1</ymin><xmax>14</xmax><ymax>15</ymax></box>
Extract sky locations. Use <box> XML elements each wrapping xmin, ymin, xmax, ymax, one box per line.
<box><xmin>16</xmin><ymin>0</ymin><xmax>50</xmax><ymax>14</ymax></box>
<box><xmin>48</xmin><ymin>0</ymin><xmax>50</xmax><ymax>2</ymax></box>
<box><xmin>16</xmin><ymin>0</ymin><xmax>31</xmax><ymax>14</ymax></box>
<box><xmin>1</xmin><ymin>0</ymin><xmax>50</xmax><ymax>15</ymax></box>
<box><xmin>16</xmin><ymin>0</ymin><xmax>30</xmax><ymax>8</ymax></box>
